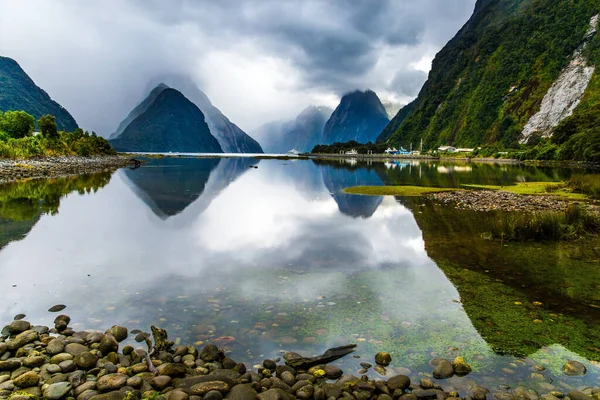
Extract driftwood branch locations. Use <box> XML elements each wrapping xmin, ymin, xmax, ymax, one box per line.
<box><xmin>285</xmin><ymin>344</ymin><xmax>357</xmax><ymax>369</ymax></box>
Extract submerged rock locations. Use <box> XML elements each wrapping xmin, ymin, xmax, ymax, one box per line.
<box><xmin>432</xmin><ymin>359</ymin><xmax>454</xmax><ymax>379</ymax></box>
<box><xmin>375</xmin><ymin>352</ymin><xmax>392</xmax><ymax>366</ymax></box>
<box><xmin>563</xmin><ymin>360</ymin><xmax>586</xmax><ymax>376</ymax></box>
<box><xmin>453</xmin><ymin>356</ymin><xmax>472</xmax><ymax>376</ymax></box>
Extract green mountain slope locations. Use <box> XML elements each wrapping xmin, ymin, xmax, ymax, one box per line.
<box><xmin>0</xmin><ymin>56</ymin><xmax>78</xmax><ymax>131</ymax></box>
<box><xmin>385</xmin><ymin>0</ymin><xmax>600</xmax><ymax>150</ymax></box>
<box><xmin>109</xmin><ymin>88</ymin><xmax>223</xmax><ymax>153</ymax></box>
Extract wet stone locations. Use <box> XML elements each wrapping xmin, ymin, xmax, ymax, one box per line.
<box><xmin>13</xmin><ymin>370</ymin><xmax>40</xmax><ymax>387</ymax></box>
<box><xmin>43</xmin><ymin>381</ymin><xmax>72</xmax><ymax>399</ymax></box>
<box><xmin>47</xmin><ymin>338</ymin><xmax>65</xmax><ymax>355</ymax></box>
<box><xmin>388</xmin><ymin>375</ymin><xmax>411</xmax><ymax>391</ymax></box>
<box><xmin>375</xmin><ymin>352</ymin><xmax>392</xmax><ymax>366</ymax></box>
<box><xmin>563</xmin><ymin>361</ymin><xmax>586</xmax><ymax>376</ymax></box>
<box><xmin>8</xmin><ymin>320</ymin><xmax>31</xmax><ymax>335</ymax></box>
<box><xmin>205</xmin><ymin>390</ymin><xmax>225</xmax><ymax>400</ymax></box>
<box><xmin>96</xmin><ymin>373</ymin><xmax>128</xmax><ymax>392</ymax></box>
<box><xmin>433</xmin><ymin>359</ymin><xmax>454</xmax><ymax>379</ymax></box>
<box><xmin>106</xmin><ymin>325</ymin><xmax>128</xmax><ymax>342</ymax></box>
<box><xmin>65</xmin><ymin>342</ymin><xmax>89</xmax><ymax>356</ymax></box>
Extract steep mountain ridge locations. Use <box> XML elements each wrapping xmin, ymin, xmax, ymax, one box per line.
<box><xmin>322</xmin><ymin>90</ymin><xmax>389</xmax><ymax>145</ymax></box>
<box><xmin>109</xmin><ymin>83</ymin><xmax>168</xmax><ymax>139</ymax></box>
<box><xmin>145</xmin><ymin>76</ymin><xmax>263</xmax><ymax>153</ymax></box>
<box><xmin>109</xmin><ymin>88</ymin><xmax>223</xmax><ymax>153</ymax></box>
<box><xmin>0</xmin><ymin>56</ymin><xmax>78</xmax><ymax>131</ymax></box>
<box><xmin>384</xmin><ymin>0</ymin><xmax>600</xmax><ymax>150</ymax></box>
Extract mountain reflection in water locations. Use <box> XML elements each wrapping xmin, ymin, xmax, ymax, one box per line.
<box><xmin>0</xmin><ymin>157</ymin><xmax>598</xmax><ymax>391</ymax></box>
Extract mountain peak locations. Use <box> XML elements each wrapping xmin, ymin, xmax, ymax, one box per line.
<box><xmin>109</xmin><ymin>86</ymin><xmax>223</xmax><ymax>153</ymax></box>
<box><xmin>322</xmin><ymin>89</ymin><xmax>389</xmax><ymax>144</ymax></box>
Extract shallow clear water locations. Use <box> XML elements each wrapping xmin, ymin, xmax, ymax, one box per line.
<box><xmin>0</xmin><ymin>157</ymin><xmax>598</xmax><ymax>393</ymax></box>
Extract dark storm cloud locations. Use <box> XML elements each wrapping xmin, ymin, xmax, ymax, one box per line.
<box><xmin>0</xmin><ymin>0</ymin><xmax>476</xmax><ymax>133</ymax></box>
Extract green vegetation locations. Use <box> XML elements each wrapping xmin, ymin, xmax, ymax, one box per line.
<box><xmin>404</xmin><ymin>198</ymin><xmax>600</xmax><ymax>361</ymax></box>
<box><xmin>488</xmin><ymin>204</ymin><xmax>600</xmax><ymax>241</ymax></box>
<box><xmin>567</xmin><ymin>173</ymin><xmax>600</xmax><ymax>199</ymax></box>
<box><xmin>0</xmin><ymin>172</ymin><xmax>112</xmax><ymax>221</ymax></box>
<box><xmin>343</xmin><ymin>185</ymin><xmax>457</xmax><ymax>196</ymax></box>
<box><xmin>0</xmin><ymin>56</ymin><xmax>78</xmax><ymax>131</ymax></box>
<box><xmin>0</xmin><ymin>172</ymin><xmax>112</xmax><ymax>249</ymax></box>
<box><xmin>0</xmin><ymin>111</ymin><xmax>115</xmax><ymax>158</ymax></box>
<box><xmin>461</xmin><ymin>181</ymin><xmax>589</xmax><ymax>200</ymax></box>
<box><xmin>312</xmin><ymin>141</ymin><xmax>391</xmax><ymax>154</ymax></box>
<box><xmin>385</xmin><ymin>0</ymin><xmax>600</xmax><ymax>161</ymax></box>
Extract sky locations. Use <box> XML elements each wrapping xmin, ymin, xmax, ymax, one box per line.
<box><xmin>0</xmin><ymin>0</ymin><xmax>477</xmax><ymax>136</ymax></box>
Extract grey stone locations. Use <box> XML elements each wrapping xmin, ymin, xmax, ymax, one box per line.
<box><xmin>43</xmin><ymin>381</ymin><xmax>73</xmax><ymax>399</ymax></box>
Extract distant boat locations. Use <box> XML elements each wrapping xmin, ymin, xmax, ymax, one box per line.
<box><xmin>287</xmin><ymin>149</ymin><xmax>300</xmax><ymax>156</ymax></box>
<box><xmin>345</xmin><ymin>149</ymin><xmax>358</xmax><ymax>155</ymax></box>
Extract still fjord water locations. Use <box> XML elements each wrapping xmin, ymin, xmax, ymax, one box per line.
<box><xmin>0</xmin><ymin>157</ymin><xmax>599</xmax><ymax>393</ymax></box>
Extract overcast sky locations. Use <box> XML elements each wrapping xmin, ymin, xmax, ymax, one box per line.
<box><xmin>0</xmin><ymin>0</ymin><xmax>476</xmax><ymax>136</ymax></box>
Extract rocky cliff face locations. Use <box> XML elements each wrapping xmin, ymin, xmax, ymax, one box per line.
<box><xmin>522</xmin><ymin>15</ymin><xmax>599</xmax><ymax>140</ymax></box>
<box><xmin>0</xmin><ymin>56</ymin><xmax>78</xmax><ymax>131</ymax></box>
<box><xmin>322</xmin><ymin>90</ymin><xmax>389</xmax><ymax>145</ymax></box>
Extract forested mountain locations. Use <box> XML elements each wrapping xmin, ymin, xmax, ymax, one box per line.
<box><xmin>0</xmin><ymin>56</ymin><xmax>78</xmax><ymax>131</ymax></box>
<box><xmin>109</xmin><ymin>88</ymin><xmax>223</xmax><ymax>153</ymax></box>
<box><xmin>322</xmin><ymin>90</ymin><xmax>389</xmax><ymax>145</ymax></box>
<box><xmin>383</xmin><ymin>0</ymin><xmax>600</xmax><ymax>160</ymax></box>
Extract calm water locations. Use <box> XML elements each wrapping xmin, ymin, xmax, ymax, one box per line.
<box><xmin>0</xmin><ymin>157</ymin><xmax>599</xmax><ymax>393</ymax></box>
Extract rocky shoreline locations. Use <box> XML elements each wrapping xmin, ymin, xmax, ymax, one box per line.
<box><xmin>0</xmin><ymin>156</ymin><xmax>134</xmax><ymax>183</ymax></box>
<box><xmin>430</xmin><ymin>190</ymin><xmax>600</xmax><ymax>215</ymax></box>
<box><xmin>0</xmin><ymin>315</ymin><xmax>596</xmax><ymax>400</ymax></box>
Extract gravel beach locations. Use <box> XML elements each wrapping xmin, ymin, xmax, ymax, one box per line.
<box><xmin>0</xmin><ymin>156</ymin><xmax>133</xmax><ymax>183</ymax></box>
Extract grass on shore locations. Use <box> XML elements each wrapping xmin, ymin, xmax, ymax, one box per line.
<box><xmin>461</xmin><ymin>182</ymin><xmax>588</xmax><ymax>200</ymax></box>
<box><xmin>488</xmin><ymin>204</ymin><xmax>600</xmax><ymax>241</ymax></box>
<box><xmin>343</xmin><ymin>185</ymin><xmax>457</xmax><ymax>196</ymax></box>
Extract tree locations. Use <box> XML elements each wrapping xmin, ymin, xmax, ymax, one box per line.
<box><xmin>1</xmin><ymin>111</ymin><xmax>35</xmax><ymax>138</ymax></box>
<box><xmin>38</xmin><ymin>114</ymin><xmax>58</xmax><ymax>138</ymax></box>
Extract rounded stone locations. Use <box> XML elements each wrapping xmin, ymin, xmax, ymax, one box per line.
<box><xmin>106</xmin><ymin>326</ymin><xmax>128</xmax><ymax>343</ymax></box>
<box><xmin>167</xmin><ymin>390</ymin><xmax>189</xmax><ymax>400</ymax></box>
<box><xmin>453</xmin><ymin>357</ymin><xmax>472</xmax><ymax>376</ymax></box>
<box><xmin>387</xmin><ymin>375</ymin><xmax>410</xmax><ymax>391</ymax></box>
<box><xmin>263</xmin><ymin>359</ymin><xmax>277</xmax><ymax>370</ymax></box>
<box><xmin>205</xmin><ymin>389</ymin><xmax>224</xmax><ymax>400</ymax></box>
<box><xmin>8</xmin><ymin>320</ymin><xmax>31</xmax><ymax>335</ymax></box>
<box><xmin>74</xmin><ymin>351</ymin><xmax>99</xmax><ymax>370</ymax></box>
<box><xmin>324</xmin><ymin>365</ymin><xmax>343</xmax><ymax>379</ymax></box>
<box><xmin>13</xmin><ymin>370</ymin><xmax>40</xmax><ymax>387</ymax></box>
<box><xmin>98</xmin><ymin>334</ymin><xmax>119</xmax><ymax>355</ymax></box>
<box><xmin>191</xmin><ymin>381</ymin><xmax>230</xmax><ymax>396</ymax></box>
<box><xmin>59</xmin><ymin>359</ymin><xmax>76</xmax><ymax>373</ymax></box>
<box><xmin>43</xmin><ymin>381</ymin><xmax>73</xmax><ymax>399</ymax></box>
<box><xmin>127</xmin><ymin>376</ymin><xmax>143</xmax><ymax>389</ymax></box>
<box><xmin>563</xmin><ymin>360</ymin><xmax>586</xmax><ymax>376</ymax></box>
<box><xmin>152</xmin><ymin>375</ymin><xmax>172</xmax><ymax>390</ymax></box>
<box><xmin>375</xmin><ymin>352</ymin><xmax>392</xmax><ymax>366</ymax></box>
<box><xmin>433</xmin><ymin>359</ymin><xmax>455</xmax><ymax>379</ymax></box>
<box><xmin>46</xmin><ymin>339</ymin><xmax>65</xmax><ymax>355</ymax></box>
<box><xmin>96</xmin><ymin>373</ymin><xmax>128</xmax><ymax>392</ymax></box>
<box><xmin>65</xmin><ymin>342</ymin><xmax>89</xmax><ymax>356</ymax></box>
